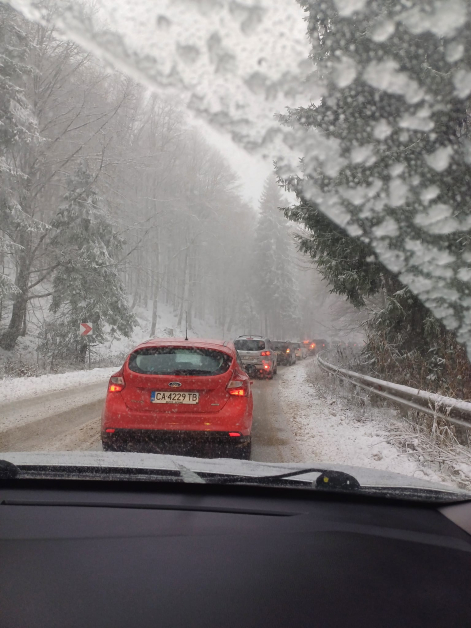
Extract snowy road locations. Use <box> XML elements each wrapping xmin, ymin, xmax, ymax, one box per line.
<box><xmin>0</xmin><ymin>360</ymin><xmax>447</xmax><ymax>486</ymax></box>
<box><xmin>0</xmin><ymin>366</ymin><xmax>301</xmax><ymax>458</ymax></box>
<box><xmin>0</xmin><ymin>381</ymin><xmax>107</xmax><ymax>452</ymax></box>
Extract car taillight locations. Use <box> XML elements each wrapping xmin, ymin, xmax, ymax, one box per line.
<box><xmin>229</xmin><ymin>432</ymin><xmax>241</xmax><ymax>437</ymax></box>
<box><xmin>286</xmin><ymin>348</ymin><xmax>290</xmax><ymax>353</ymax></box>
<box><xmin>108</xmin><ymin>376</ymin><xmax>125</xmax><ymax>392</ymax></box>
<box><xmin>311</xmin><ymin>343</ymin><xmax>316</xmax><ymax>349</ymax></box>
<box><xmin>227</xmin><ymin>378</ymin><xmax>248</xmax><ymax>397</ymax></box>
<box><xmin>260</xmin><ymin>350</ymin><xmax>271</xmax><ymax>356</ymax></box>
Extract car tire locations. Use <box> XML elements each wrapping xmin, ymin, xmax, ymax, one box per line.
<box><xmin>274</xmin><ymin>364</ymin><xmax>278</xmax><ymax>374</ymax></box>
<box><xmin>267</xmin><ymin>371</ymin><xmax>274</xmax><ymax>379</ymax></box>
<box><xmin>102</xmin><ymin>442</ymin><xmax>118</xmax><ymax>452</ymax></box>
<box><xmin>238</xmin><ymin>439</ymin><xmax>252</xmax><ymax>460</ymax></box>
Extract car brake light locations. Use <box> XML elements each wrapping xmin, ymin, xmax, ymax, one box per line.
<box><xmin>311</xmin><ymin>343</ymin><xmax>316</xmax><ymax>349</ymax></box>
<box><xmin>263</xmin><ymin>364</ymin><xmax>269</xmax><ymax>369</ymax></box>
<box><xmin>227</xmin><ymin>378</ymin><xmax>248</xmax><ymax>397</ymax></box>
<box><xmin>286</xmin><ymin>348</ymin><xmax>290</xmax><ymax>353</ymax></box>
<box><xmin>229</xmin><ymin>432</ymin><xmax>241</xmax><ymax>437</ymax></box>
<box><xmin>105</xmin><ymin>428</ymin><xmax>115</xmax><ymax>433</ymax></box>
<box><xmin>260</xmin><ymin>350</ymin><xmax>271</xmax><ymax>356</ymax></box>
<box><xmin>108</xmin><ymin>376</ymin><xmax>125</xmax><ymax>392</ymax></box>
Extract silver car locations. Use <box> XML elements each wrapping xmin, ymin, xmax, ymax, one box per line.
<box><xmin>233</xmin><ymin>335</ymin><xmax>277</xmax><ymax>379</ymax></box>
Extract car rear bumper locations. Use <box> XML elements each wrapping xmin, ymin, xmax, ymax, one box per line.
<box><xmin>277</xmin><ymin>357</ymin><xmax>290</xmax><ymax>365</ymax></box>
<box><xmin>102</xmin><ymin>391</ymin><xmax>253</xmax><ymax>434</ymax></box>
<box><xmin>242</xmin><ymin>361</ymin><xmax>274</xmax><ymax>373</ymax></box>
<box><xmin>101</xmin><ymin>429</ymin><xmax>251</xmax><ymax>456</ymax></box>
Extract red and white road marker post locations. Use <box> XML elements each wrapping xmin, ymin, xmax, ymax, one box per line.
<box><xmin>80</xmin><ymin>323</ymin><xmax>93</xmax><ymax>369</ymax></box>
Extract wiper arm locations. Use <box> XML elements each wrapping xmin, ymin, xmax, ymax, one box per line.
<box><xmin>200</xmin><ymin>468</ymin><xmax>361</xmax><ymax>491</ymax></box>
<box><xmin>274</xmin><ymin>469</ymin><xmax>360</xmax><ymax>490</ymax></box>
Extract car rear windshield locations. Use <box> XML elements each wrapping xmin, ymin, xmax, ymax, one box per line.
<box><xmin>234</xmin><ymin>339</ymin><xmax>265</xmax><ymax>351</ymax></box>
<box><xmin>128</xmin><ymin>347</ymin><xmax>232</xmax><ymax>376</ymax></box>
<box><xmin>272</xmin><ymin>342</ymin><xmax>289</xmax><ymax>350</ymax></box>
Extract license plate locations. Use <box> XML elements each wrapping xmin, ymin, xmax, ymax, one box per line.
<box><xmin>151</xmin><ymin>391</ymin><xmax>199</xmax><ymax>404</ymax></box>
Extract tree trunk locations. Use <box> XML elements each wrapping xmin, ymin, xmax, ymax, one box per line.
<box><xmin>150</xmin><ymin>272</ymin><xmax>159</xmax><ymax>337</ymax></box>
<box><xmin>177</xmin><ymin>247</ymin><xmax>189</xmax><ymax>329</ymax></box>
<box><xmin>0</xmin><ymin>252</ymin><xmax>30</xmax><ymax>350</ymax></box>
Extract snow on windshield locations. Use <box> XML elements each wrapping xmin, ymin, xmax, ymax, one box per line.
<box><xmin>7</xmin><ymin>0</ymin><xmax>471</xmax><ymax>358</ymax></box>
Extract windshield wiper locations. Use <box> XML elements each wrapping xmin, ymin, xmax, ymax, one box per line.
<box><xmin>2</xmin><ymin>459</ymin><xmax>468</xmax><ymax>502</ymax></box>
<box><xmin>0</xmin><ymin>459</ymin><xmax>355</xmax><ymax>489</ymax></box>
<box><xmin>199</xmin><ymin>468</ymin><xmax>361</xmax><ymax>491</ymax></box>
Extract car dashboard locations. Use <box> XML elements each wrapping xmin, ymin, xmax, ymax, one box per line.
<box><xmin>1</xmin><ymin>478</ymin><xmax>470</xmax><ymax>628</ymax></box>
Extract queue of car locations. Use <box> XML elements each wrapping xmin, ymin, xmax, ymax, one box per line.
<box><xmin>100</xmin><ymin>333</ymin><xmax>323</xmax><ymax>458</ymax></box>
<box><xmin>102</xmin><ymin>338</ymin><xmax>253</xmax><ymax>459</ymax></box>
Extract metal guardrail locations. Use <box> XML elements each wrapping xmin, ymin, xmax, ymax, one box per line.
<box><xmin>317</xmin><ymin>354</ymin><xmax>471</xmax><ymax>430</ymax></box>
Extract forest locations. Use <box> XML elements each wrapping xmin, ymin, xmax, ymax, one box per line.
<box><xmin>0</xmin><ymin>2</ymin><xmax>342</xmax><ymax>372</ymax></box>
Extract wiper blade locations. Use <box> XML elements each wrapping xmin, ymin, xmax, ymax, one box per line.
<box><xmin>1</xmin><ymin>461</ymin><xmax>203</xmax><ymax>484</ymax></box>
<box><xmin>0</xmin><ymin>460</ymin><xmax>354</xmax><ymax>490</ymax></box>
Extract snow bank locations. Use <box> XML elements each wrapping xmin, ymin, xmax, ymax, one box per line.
<box><xmin>278</xmin><ymin>359</ymin><xmax>447</xmax><ymax>485</ymax></box>
<box><xmin>0</xmin><ymin>367</ymin><xmax>118</xmax><ymax>405</ymax></box>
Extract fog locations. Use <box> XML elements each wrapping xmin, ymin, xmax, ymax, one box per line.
<box><xmin>0</xmin><ymin>4</ymin><xmax>360</xmax><ymax>372</ymax></box>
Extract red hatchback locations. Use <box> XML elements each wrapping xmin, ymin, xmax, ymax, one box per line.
<box><xmin>101</xmin><ymin>339</ymin><xmax>253</xmax><ymax>459</ymax></box>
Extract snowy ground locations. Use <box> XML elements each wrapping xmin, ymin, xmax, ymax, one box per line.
<box><xmin>2</xmin><ymin>354</ymin><xmax>471</xmax><ymax>491</ymax></box>
<box><xmin>1</xmin><ymin>300</ymin><xmax>241</xmax><ymax>379</ymax></box>
<box><xmin>0</xmin><ymin>367</ymin><xmax>117</xmax><ymax>406</ymax></box>
<box><xmin>278</xmin><ymin>358</ymin><xmax>464</xmax><ymax>488</ymax></box>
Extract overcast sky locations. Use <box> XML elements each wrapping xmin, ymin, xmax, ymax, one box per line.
<box><xmin>193</xmin><ymin>120</ymin><xmax>272</xmax><ymax>208</ymax></box>
<box><xmin>92</xmin><ymin>0</ymin><xmax>308</xmax><ymax>209</ymax></box>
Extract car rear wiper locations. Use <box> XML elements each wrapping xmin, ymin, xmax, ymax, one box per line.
<box><xmin>171</xmin><ymin>369</ymin><xmax>214</xmax><ymax>376</ymax></box>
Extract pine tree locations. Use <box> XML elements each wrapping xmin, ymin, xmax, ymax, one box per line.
<box><xmin>0</xmin><ymin>4</ymin><xmax>36</xmax><ymax>302</ymax></box>
<box><xmin>280</xmin><ymin>0</ymin><xmax>471</xmax><ymax>345</ymax></box>
<box><xmin>253</xmin><ymin>176</ymin><xmax>299</xmax><ymax>338</ymax></box>
<box><xmin>44</xmin><ymin>163</ymin><xmax>135</xmax><ymax>363</ymax></box>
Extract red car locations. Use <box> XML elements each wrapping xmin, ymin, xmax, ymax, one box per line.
<box><xmin>101</xmin><ymin>339</ymin><xmax>253</xmax><ymax>459</ymax></box>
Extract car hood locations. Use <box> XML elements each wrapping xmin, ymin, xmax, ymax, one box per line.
<box><xmin>1</xmin><ymin>451</ymin><xmax>469</xmax><ymax>500</ymax></box>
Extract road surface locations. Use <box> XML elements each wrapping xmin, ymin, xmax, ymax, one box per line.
<box><xmin>0</xmin><ymin>366</ymin><xmax>303</xmax><ymax>462</ymax></box>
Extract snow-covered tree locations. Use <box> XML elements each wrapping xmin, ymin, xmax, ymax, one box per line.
<box><xmin>253</xmin><ymin>176</ymin><xmax>300</xmax><ymax>339</ymax></box>
<box><xmin>0</xmin><ymin>4</ymin><xmax>36</xmax><ymax>303</ymax></box>
<box><xmin>45</xmin><ymin>163</ymin><xmax>135</xmax><ymax>363</ymax></box>
<box><xmin>279</xmin><ymin>0</ymin><xmax>471</xmax><ymax>389</ymax></box>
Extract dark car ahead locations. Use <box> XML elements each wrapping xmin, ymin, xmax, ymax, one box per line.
<box><xmin>272</xmin><ymin>341</ymin><xmax>296</xmax><ymax>366</ymax></box>
<box><xmin>308</xmin><ymin>339</ymin><xmax>328</xmax><ymax>355</ymax></box>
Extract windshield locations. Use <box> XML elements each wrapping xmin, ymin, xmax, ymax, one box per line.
<box><xmin>128</xmin><ymin>348</ymin><xmax>232</xmax><ymax>376</ymax></box>
<box><xmin>234</xmin><ymin>340</ymin><xmax>266</xmax><ymax>352</ymax></box>
<box><xmin>272</xmin><ymin>342</ymin><xmax>289</xmax><ymax>351</ymax></box>
<box><xmin>1</xmin><ymin>0</ymin><xmax>471</xmax><ymax>499</ymax></box>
